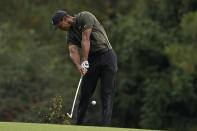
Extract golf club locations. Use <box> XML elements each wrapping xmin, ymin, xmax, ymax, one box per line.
<box><xmin>67</xmin><ymin>76</ymin><xmax>83</xmax><ymax>119</ymax></box>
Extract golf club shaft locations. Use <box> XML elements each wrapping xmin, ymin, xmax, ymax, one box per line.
<box><xmin>69</xmin><ymin>76</ymin><xmax>83</xmax><ymax>118</ymax></box>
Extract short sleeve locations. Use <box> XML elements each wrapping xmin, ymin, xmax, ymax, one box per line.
<box><xmin>80</xmin><ymin>12</ymin><xmax>94</xmax><ymax>32</ymax></box>
<box><xmin>66</xmin><ymin>32</ymin><xmax>77</xmax><ymax>46</ymax></box>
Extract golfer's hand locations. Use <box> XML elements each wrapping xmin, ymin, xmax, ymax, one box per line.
<box><xmin>77</xmin><ymin>65</ymin><xmax>88</xmax><ymax>76</ymax></box>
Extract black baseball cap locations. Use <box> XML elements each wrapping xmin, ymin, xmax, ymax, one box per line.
<box><xmin>52</xmin><ymin>10</ymin><xmax>68</xmax><ymax>30</ymax></box>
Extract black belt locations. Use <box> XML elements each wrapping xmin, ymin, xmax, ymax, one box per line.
<box><xmin>89</xmin><ymin>48</ymin><xmax>111</xmax><ymax>56</ymax></box>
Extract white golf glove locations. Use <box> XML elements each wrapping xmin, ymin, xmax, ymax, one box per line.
<box><xmin>81</xmin><ymin>61</ymin><xmax>89</xmax><ymax>70</ymax></box>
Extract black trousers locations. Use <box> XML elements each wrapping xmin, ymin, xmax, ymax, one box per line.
<box><xmin>76</xmin><ymin>49</ymin><xmax>118</xmax><ymax>126</ymax></box>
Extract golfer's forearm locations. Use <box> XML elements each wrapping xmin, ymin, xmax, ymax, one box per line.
<box><xmin>81</xmin><ymin>39</ymin><xmax>90</xmax><ymax>61</ymax></box>
<box><xmin>81</xmin><ymin>28</ymin><xmax>92</xmax><ymax>61</ymax></box>
<box><xmin>69</xmin><ymin>46</ymin><xmax>81</xmax><ymax>66</ymax></box>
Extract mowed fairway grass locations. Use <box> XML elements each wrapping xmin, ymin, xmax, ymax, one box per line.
<box><xmin>0</xmin><ymin>122</ymin><xmax>159</xmax><ymax>131</ymax></box>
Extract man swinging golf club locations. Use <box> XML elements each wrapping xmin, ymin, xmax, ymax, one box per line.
<box><xmin>52</xmin><ymin>10</ymin><xmax>118</xmax><ymax>126</ymax></box>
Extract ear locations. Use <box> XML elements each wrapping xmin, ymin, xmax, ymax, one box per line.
<box><xmin>63</xmin><ymin>16</ymin><xmax>67</xmax><ymax>21</ymax></box>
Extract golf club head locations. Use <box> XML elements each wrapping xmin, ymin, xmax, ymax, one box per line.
<box><xmin>67</xmin><ymin>113</ymin><xmax>72</xmax><ymax>119</ymax></box>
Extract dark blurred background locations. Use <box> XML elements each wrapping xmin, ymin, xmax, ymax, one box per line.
<box><xmin>0</xmin><ymin>0</ymin><xmax>197</xmax><ymax>130</ymax></box>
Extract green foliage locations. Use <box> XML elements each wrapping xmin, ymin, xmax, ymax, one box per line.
<box><xmin>110</xmin><ymin>15</ymin><xmax>170</xmax><ymax>128</ymax></box>
<box><xmin>134</xmin><ymin>0</ymin><xmax>194</xmax><ymax>28</ymax></box>
<box><xmin>181</xmin><ymin>11</ymin><xmax>197</xmax><ymax>41</ymax></box>
<box><xmin>164</xmin><ymin>43</ymin><xmax>197</xmax><ymax>72</ymax></box>
<box><xmin>38</xmin><ymin>94</ymin><xmax>70</xmax><ymax>124</ymax></box>
<box><xmin>140</xmin><ymin>70</ymin><xmax>197</xmax><ymax>130</ymax></box>
<box><xmin>109</xmin><ymin>3</ymin><xmax>197</xmax><ymax>129</ymax></box>
<box><xmin>0</xmin><ymin>13</ymin><xmax>76</xmax><ymax>123</ymax></box>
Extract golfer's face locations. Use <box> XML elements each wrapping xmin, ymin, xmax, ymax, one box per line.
<box><xmin>59</xmin><ymin>17</ymin><xmax>70</xmax><ymax>31</ymax></box>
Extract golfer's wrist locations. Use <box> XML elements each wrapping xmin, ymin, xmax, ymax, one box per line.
<box><xmin>82</xmin><ymin>57</ymin><xmax>88</xmax><ymax>61</ymax></box>
<box><xmin>75</xmin><ymin>63</ymin><xmax>80</xmax><ymax>69</ymax></box>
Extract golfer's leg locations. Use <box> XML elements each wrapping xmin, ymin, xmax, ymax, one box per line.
<box><xmin>76</xmin><ymin>66</ymin><xmax>100</xmax><ymax>125</ymax></box>
<box><xmin>100</xmin><ymin>69</ymin><xmax>116</xmax><ymax>126</ymax></box>
<box><xmin>100</xmin><ymin>50</ymin><xmax>117</xmax><ymax>126</ymax></box>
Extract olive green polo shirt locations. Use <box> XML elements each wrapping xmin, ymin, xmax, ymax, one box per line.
<box><xmin>66</xmin><ymin>11</ymin><xmax>112</xmax><ymax>52</ymax></box>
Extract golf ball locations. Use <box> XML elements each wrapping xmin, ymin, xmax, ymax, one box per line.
<box><xmin>91</xmin><ymin>101</ymin><xmax>96</xmax><ymax>105</ymax></box>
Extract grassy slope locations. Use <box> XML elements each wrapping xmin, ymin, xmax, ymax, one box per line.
<box><xmin>0</xmin><ymin>122</ymin><xmax>158</xmax><ymax>131</ymax></box>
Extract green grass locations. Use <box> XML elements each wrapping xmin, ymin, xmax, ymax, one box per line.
<box><xmin>0</xmin><ymin>122</ymin><xmax>158</xmax><ymax>131</ymax></box>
